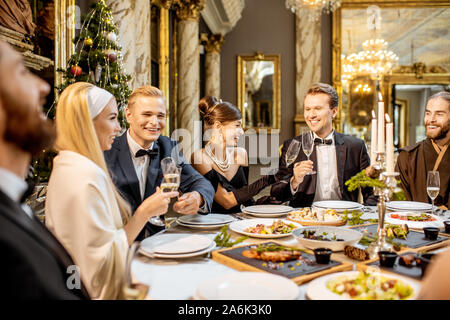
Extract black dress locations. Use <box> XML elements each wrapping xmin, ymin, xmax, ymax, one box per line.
<box><xmin>203</xmin><ymin>166</ymin><xmax>275</xmax><ymax>214</ymax></box>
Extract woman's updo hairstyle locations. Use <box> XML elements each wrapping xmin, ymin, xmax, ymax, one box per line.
<box><xmin>198</xmin><ymin>96</ymin><xmax>242</xmax><ymax>128</ymax></box>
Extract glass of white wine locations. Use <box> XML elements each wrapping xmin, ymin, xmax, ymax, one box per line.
<box><xmin>285</xmin><ymin>139</ymin><xmax>300</xmax><ymax>167</ymax></box>
<box><xmin>149</xmin><ymin>157</ymin><xmax>181</xmax><ymax>226</ymax></box>
<box><xmin>427</xmin><ymin>171</ymin><xmax>440</xmax><ymax>216</ymax></box>
<box><xmin>122</xmin><ymin>242</ymin><xmax>150</xmax><ymax>300</ymax></box>
<box><xmin>302</xmin><ymin>129</ymin><xmax>316</xmax><ymax>175</ymax></box>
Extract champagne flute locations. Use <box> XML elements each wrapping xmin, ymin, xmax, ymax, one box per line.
<box><xmin>427</xmin><ymin>171</ymin><xmax>440</xmax><ymax>216</ymax></box>
<box><xmin>149</xmin><ymin>157</ymin><xmax>180</xmax><ymax>226</ymax></box>
<box><xmin>302</xmin><ymin>129</ymin><xmax>316</xmax><ymax>175</ymax></box>
<box><xmin>122</xmin><ymin>242</ymin><xmax>150</xmax><ymax>300</ymax></box>
<box><xmin>285</xmin><ymin>139</ymin><xmax>300</xmax><ymax>167</ymax></box>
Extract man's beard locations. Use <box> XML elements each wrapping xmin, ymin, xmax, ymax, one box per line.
<box><xmin>2</xmin><ymin>93</ymin><xmax>56</xmax><ymax>156</ymax></box>
<box><xmin>425</xmin><ymin>120</ymin><xmax>450</xmax><ymax>140</ymax></box>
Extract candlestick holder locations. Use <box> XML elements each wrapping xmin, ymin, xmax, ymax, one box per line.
<box><xmin>367</xmin><ymin>170</ymin><xmax>400</xmax><ymax>259</ymax></box>
<box><xmin>373</xmin><ymin>151</ymin><xmax>385</xmax><ymax>171</ymax></box>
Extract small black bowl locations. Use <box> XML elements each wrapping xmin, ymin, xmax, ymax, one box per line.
<box><xmin>313</xmin><ymin>248</ymin><xmax>332</xmax><ymax>264</ymax></box>
<box><xmin>443</xmin><ymin>221</ymin><xmax>450</xmax><ymax>234</ymax></box>
<box><xmin>378</xmin><ymin>251</ymin><xmax>398</xmax><ymax>268</ymax></box>
<box><xmin>423</xmin><ymin>227</ymin><xmax>440</xmax><ymax>240</ymax></box>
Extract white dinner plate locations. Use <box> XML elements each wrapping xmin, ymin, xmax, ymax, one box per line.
<box><xmin>242</xmin><ymin>205</ymin><xmax>294</xmax><ymax>214</ymax></box>
<box><xmin>140</xmin><ymin>241</ymin><xmax>216</xmax><ymax>259</ymax></box>
<box><xmin>176</xmin><ymin>220</ymin><xmax>230</xmax><ymax>230</ymax></box>
<box><xmin>386</xmin><ymin>201</ymin><xmax>436</xmax><ymax>212</ymax></box>
<box><xmin>312</xmin><ymin>200</ymin><xmax>363</xmax><ymax>212</ymax></box>
<box><xmin>140</xmin><ymin>233</ymin><xmax>213</xmax><ymax>255</ymax></box>
<box><xmin>195</xmin><ymin>272</ymin><xmax>299</xmax><ymax>300</ymax></box>
<box><xmin>306</xmin><ymin>271</ymin><xmax>421</xmax><ymax>300</ymax></box>
<box><xmin>385</xmin><ymin>211</ymin><xmax>444</xmax><ymax>229</ymax></box>
<box><xmin>177</xmin><ymin>214</ymin><xmax>234</xmax><ymax>226</ymax></box>
<box><xmin>293</xmin><ymin>226</ymin><xmax>363</xmax><ymax>252</ymax></box>
<box><xmin>228</xmin><ymin>218</ymin><xmax>302</xmax><ymax>239</ymax></box>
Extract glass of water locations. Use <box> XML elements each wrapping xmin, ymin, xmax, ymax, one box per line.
<box><xmin>427</xmin><ymin>171</ymin><xmax>440</xmax><ymax>216</ymax></box>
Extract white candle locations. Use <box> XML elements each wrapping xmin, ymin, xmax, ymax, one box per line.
<box><xmin>377</xmin><ymin>92</ymin><xmax>385</xmax><ymax>153</ymax></box>
<box><xmin>385</xmin><ymin>114</ymin><xmax>395</xmax><ymax>174</ymax></box>
<box><xmin>371</xmin><ymin>110</ymin><xmax>377</xmax><ymax>165</ymax></box>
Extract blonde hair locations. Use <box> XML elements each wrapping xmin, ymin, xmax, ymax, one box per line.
<box><xmin>55</xmin><ymin>82</ymin><xmax>131</xmax><ymax>224</ymax></box>
<box><xmin>127</xmin><ymin>85</ymin><xmax>166</xmax><ymax>109</ymax></box>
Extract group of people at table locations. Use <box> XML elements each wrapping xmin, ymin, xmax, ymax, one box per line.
<box><xmin>0</xmin><ymin>40</ymin><xmax>449</xmax><ymax>300</ymax></box>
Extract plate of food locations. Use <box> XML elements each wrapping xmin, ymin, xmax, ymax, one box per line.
<box><xmin>287</xmin><ymin>207</ymin><xmax>346</xmax><ymax>226</ymax></box>
<box><xmin>312</xmin><ymin>200</ymin><xmax>363</xmax><ymax>212</ymax></box>
<box><xmin>195</xmin><ymin>272</ymin><xmax>299</xmax><ymax>300</ymax></box>
<box><xmin>385</xmin><ymin>211</ymin><xmax>444</xmax><ymax>229</ymax></box>
<box><xmin>306</xmin><ymin>270</ymin><xmax>421</xmax><ymax>300</ymax></box>
<box><xmin>242</xmin><ymin>205</ymin><xmax>294</xmax><ymax>217</ymax></box>
<box><xmin>293</xmin><ymin>226</ymin><xmax>362</xmax><ymax>251</ymax></box>
<box><xmin>228</xmin><ymin>218</ymin><xmax>302</xmax><ymax>239</ymax></box>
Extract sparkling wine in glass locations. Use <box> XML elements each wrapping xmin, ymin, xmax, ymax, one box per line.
<box><xmin>285</xmin><ymin>139</ymin><xmax>300</xmax><ymax>167</ymax></box>
<box><xmin>122</xmin><ymin>242</ymin><xmax>150</xmax><ymax>300</ymax></box>
<box><xmin>302</xmin><ymin>130</ymin><xmax>316</xmax><ymax>175</ymax></box>
<box><xmin>427</xmin><ymin>171</ymin><xmax>440</xmax><ymax>216</ymax></box>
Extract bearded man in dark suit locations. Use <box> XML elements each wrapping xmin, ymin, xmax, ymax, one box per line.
<box><xmin>0</xmin><ymin>41</ymin><xmax>89</xmax><ymax>299</ymax></box>
<box><xmin>271</xmin><ymin>83</ymin><xmax>376</xmax><ymax>207</ymax></box>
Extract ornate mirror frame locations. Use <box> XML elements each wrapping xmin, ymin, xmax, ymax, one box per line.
<box><xmin>237</xmin><ymin>52</ymin><xmax>281</xmax><ymax>132</ymax></box>
<box><xmin>332</xmin><ymin>0</ymin><xmax>450</xmax><ymax>134</ymax></box>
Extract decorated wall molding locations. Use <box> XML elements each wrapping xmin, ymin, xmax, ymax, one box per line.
<box><xmin>201</xmin><ymin>0</ymin><xmax>245</xmax><ymax>35</ymax></box>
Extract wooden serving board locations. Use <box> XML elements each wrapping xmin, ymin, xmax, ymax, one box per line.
<box><xmin>211</xmin><ymin>241</ymin><xmax>352</xmax><ymax>285</ymax></box>
<box><xmin>286</xmin><ymin>216</ymin><xmax>346</xmax><ymax>227</ymax></box>
<box><xmin>349</xmin><ymin>223</ymin><xmax>450</xmax><ymax>252</ymax></box>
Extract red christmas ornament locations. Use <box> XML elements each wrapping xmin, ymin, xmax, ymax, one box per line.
<box><xmin>70</xmin><ymin>65</ymin><xmax>82</xmax><ymax>76</ymax></box>
<box><xmin>104</xmin><ymin>49</ymin><xmax>117</xmax><ymax>62</ymax></box>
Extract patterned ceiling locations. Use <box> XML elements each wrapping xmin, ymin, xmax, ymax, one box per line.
<box><xmin>342</xmin><ymin>7</ymin><xmax>450</xmax><ymax>71</ymax></box>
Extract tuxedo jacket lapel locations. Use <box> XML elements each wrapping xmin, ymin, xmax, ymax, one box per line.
<box><xmin>334</xmin><ymin>132</ymin><xmax>347</xmax><ymax>195</ymax></box>
<box><xmin>117</xmin><ymin>134</ymin><xmax>142</xmax><ymax>203</ymax></box>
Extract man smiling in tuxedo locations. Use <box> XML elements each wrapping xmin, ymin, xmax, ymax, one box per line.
<box><xmin>104</xmin><ymin>86</ymin><xmax>214</xmax><ymax>238</ymax></box>
<box><xmin>270</xmin><ymin>83</ymin><xmax>376</xmax><ymax>207</ymax></box>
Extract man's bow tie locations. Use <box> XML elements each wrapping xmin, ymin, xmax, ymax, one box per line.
<box><xmin>20</xmin><ymin>180</ymin><xmax>35</xmax><ymax>204</ymax></box>
<box><xmin>135</xmin><ymin>148</ymin><xmax>159</xmax><ymax>158</ymax></box>
<box><xmin>314</xmin><ymin>138</ymin><xmax>333</xmax><ymax>145</ymax></box>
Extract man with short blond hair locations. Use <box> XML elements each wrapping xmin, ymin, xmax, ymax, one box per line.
<box><xmin>104</xmin><ymin>85</ymin><xmax>214</xmax><ymax>238</ymax></box>
<box><xmin>396</xmin><ymin>91</ymin><xmax>450</xmax><ymax>209</ymax></box>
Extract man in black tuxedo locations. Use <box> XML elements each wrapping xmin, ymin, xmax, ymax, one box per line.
<box><xmin>0</xmin><ymin>41</ymin><xmax>89</xmax><ymax>299</ymax></box>
<box><xmin>271</xmin><ymin>83</ymin><xmax>376</xmax><ymax>208</ymax></box>
<box><xmin>105</xmin><ymin>86</ymin><xmax>214</xmax><ymax>238</ymax></box>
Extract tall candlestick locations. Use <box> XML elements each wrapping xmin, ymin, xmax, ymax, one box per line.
<box><xmin>377</xmin><ymin>92</ymin><xmax>385</xmax><ymax>153</ymax></box>
<box><xmin>371</xmin><ymin>110</ymin><xmax>377</xmax><ymax>165</ymax></box>
<box><xmin>385</xmin><ymin>114</ymin><xmax>394</xmax><ymax>174</ymax></box>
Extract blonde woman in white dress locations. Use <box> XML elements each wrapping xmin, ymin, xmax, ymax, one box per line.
<box><xmin>45</xmin><ymin>82</ymin><xmax>178</xmax><ymax>299</ymax></box>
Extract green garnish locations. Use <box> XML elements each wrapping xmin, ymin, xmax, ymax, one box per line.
<box><xmin>214</xmin><ymin>225</ymin><xmax>248</xmax><ymax>247</ymax></box>
<box><xmin>341</xmin><ymin>210</ymin><xmax>378</xmax><ymax>226</ymax></box>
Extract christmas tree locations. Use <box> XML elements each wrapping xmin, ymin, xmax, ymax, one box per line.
<box><xmin>55</xmin><ymin>0</ymin><xmax>131</xmax><ymax>126</ymax></box>
<box><xmin>32</xmin><ymin>0</ymin><xmax>131</xmax><ymax>183</ymax></box>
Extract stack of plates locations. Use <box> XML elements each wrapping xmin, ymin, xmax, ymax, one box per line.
<box><xmin>386</xmin><ymin>201</ymin><xmax>436</xmax><ymax>213</ymax></box>
<box><xmin>242</xmin><ymin>205</ymin><xmax>294</xmax><ymax>217</ymax></box>
<box><xmin>194</xmin><ymin>272</ymin><xmax>299</xmax><ymax>300</ymax></box>
<box><xmin>177</xmin><ymin>214</ymin><xmax>234</xmax><ymax>230</ymax></box>
<box><xmin>312</xmin><ymin>200</ymin><xmax>363</xmax><ymax>212</ymax></box>
<box><xmin>140</xmin><ymin>234</ymin><xmax>216</xmax><ymax>259</ymax></box>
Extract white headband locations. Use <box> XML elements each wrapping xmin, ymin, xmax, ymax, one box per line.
<box><xmin>87</xmin><ymin>86</ymin><xmax>114</xmax><ymax>119</ymax></box>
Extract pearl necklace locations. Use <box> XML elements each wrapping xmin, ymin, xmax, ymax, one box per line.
<box><xmin>205</xmin><ymin>143</ymin><xmax>231</xmax><ymax>172</ymax></box>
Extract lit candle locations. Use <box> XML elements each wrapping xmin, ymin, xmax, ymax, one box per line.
<box><xmin>385</xmin><ymin>113</ymin><xmax>395</xmax><ymax>174</ymax></box>
<box><xmin>371</xmin><ymin>110</ymin><xmax>377</xmax><ymax>165</ymax></box>
<box><xmin>377</xmin><ymin>92</ymin><xmax>385</xmax><ymax>153</ymax></box>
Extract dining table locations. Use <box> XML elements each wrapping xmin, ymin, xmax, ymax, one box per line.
<box><xmin>130</xmin><ymin>206</ymin><xmax>450</xmax><ymax>300</ymax></box>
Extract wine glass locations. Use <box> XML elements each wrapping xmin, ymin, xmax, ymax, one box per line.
<box><xmin>285</xmin><ymin>139</ymin><xmax>300</xmax><ymax>167</ymax></box>
<box><xmin>427</xmin><ymin>171</ymin><xmax>440</xmax><ymax>216</ymax></box>
<box><xmin>122</xmin><ymin>242</ymin><xmax>150</xmax><ymax>300</ymax></box>
<box><xmin>302</xmin><ymin>129</ymin><xmax>316</xmax><ymax>175</ymax></box>
<box><xmin>149</xmin><ymin>157</ymin><xmax>180</xmax><ymax>226</ymax></box>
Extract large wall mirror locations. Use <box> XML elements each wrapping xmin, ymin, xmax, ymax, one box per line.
<box><xmin>332</xmin><ymin>0</ymin><xmax>450</xmax><ymax>147</ymax></box>
<box><xmin>237</xmin><ymin>52</ymin><xmax>281</xmax><ymax>131</ymax></box>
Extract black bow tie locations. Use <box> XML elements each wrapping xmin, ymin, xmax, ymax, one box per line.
<box><xmin>20</xmin><ymin>180</ymin><xmax>35</xmax><ymax>204</ymax></box>
<box><xmin>135</xmin><ymin>148</ymin><xmax>159</xmax><ymax>159</ymax></box>
<box><xmin>314</xmin><ymin>138</ymin><xmax>333</xmax><ymax>145</ymax></box>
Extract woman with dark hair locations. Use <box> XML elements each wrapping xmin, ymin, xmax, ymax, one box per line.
<box><xmin>191</xmin><ymin>96</ymin><xmax>275</xmax><ymax>214</ymax></box>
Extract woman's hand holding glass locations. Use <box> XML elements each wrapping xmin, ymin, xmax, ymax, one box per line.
<box><xmin>140</xmin><ymin>187</ymin><xmax>178</xmax><ymax>220</ymax></box>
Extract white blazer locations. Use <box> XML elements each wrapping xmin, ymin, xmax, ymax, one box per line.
<box><xmin>45</xmin><ymin>150</ymin><xmax>128</xmax><ymax>299</ymax></box>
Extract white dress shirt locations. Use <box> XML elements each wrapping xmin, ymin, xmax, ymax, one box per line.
<box><xmin>312</xmin><ymin>131</ymin><xmax>342</xmax><ymax>201</ymax></box>
<box><xmin>290</xmin><ymin>131</ymin><xmax>342</xmax><ymax>201</ymax></box>
<box><xmin>0</xmin><ymin>167</ymin><xmax>33</xmax><ymax>219</ymax></box>
<box><xmin>127</xmin><ymin>130</ymin><xmax>153</xmax><ymax>200</ymax></box>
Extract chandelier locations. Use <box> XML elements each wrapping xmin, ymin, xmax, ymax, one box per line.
<box><xmin>342</xmin><ymin>38</ymin><xmax>399</xmax><ymax>81</ymax></box>
<box><xmin>285</xmin><ymin>0</ymin><xmax>342</xmax><ymax>21</ymax></box>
